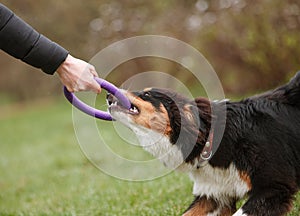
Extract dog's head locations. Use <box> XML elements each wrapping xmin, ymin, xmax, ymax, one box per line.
<box><xmin>107</xmin><ymin>88</ymin><xmax>211</xmax><ymax>169</ymax></box>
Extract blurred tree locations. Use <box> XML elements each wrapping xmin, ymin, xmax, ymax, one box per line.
<box><xmin>196</xmin><ymin>0</ymin><xmax>300</xmax><ymax>94</ymax></box>
<box><xmin>89</xmin><ymin>0</ymin><xmax>300</xmax><ymax>95</ymax></box>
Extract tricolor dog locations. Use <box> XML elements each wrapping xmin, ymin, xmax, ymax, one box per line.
<box><xmin>107</xmin><ymin>72</ymin><xmax>300</xmax><ymax>216</ymax></box>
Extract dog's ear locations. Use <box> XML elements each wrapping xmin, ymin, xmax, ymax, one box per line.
<box><xmin>165</xmin><ymin>98</ymin><xmax>182</xmax><ymax>144</ymax></box>
<box><xmin>194</xmin><ymin>97</ymin><xmax>212</xmax><ymax>132</ymax></box>
<box><xmin>166</xmin><ymin>98</ymin><xmax>212</xmax><ymax>163</ymax></box>
<box><xmin>164</xmin><ymin>97</ymin><xmax>212</xmax><ymax>144</ymax></box>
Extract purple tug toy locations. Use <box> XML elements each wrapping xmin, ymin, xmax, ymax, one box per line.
<box><xmin>64</xmin><ymin>77</ymin><xmax>131</xmax><ymax>121</ymax></box>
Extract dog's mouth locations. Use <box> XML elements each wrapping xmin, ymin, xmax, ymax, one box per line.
<box><xmin>107</xmin><ymin>93</ymin><xmax>140</xmax><ymax>115</ymax></box>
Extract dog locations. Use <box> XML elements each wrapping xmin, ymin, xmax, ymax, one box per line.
<box><xmin>106</xmin><ymin>72</ymin><xmax>300</xmax><ymax>216</ymax></box>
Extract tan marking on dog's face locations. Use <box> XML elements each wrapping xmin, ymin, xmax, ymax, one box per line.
<box><xmin>123</xmin><ymin>91</ymin><xmax>172</xmax><ymax>136</ymax></box>
<box><xmin>143</xmin><ymin>87</ymin><xmax>152</xmax><ymax>92</ymax></box>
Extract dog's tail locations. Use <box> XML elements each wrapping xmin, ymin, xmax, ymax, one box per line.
<box><xmin>256</xmin><ymin>71</ymin><xmax>300</xmax><ymax>106</ymax></box>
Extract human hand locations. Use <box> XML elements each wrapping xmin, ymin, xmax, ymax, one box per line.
<box><xmin>56</xmin><ymin>54</ymin><xmax>101</xmax><ymax>93</ymax></box>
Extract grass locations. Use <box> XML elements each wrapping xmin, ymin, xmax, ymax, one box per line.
<box><xmin>0</xmin><ymin>96</ymin><xmax>299</xmax><ymax>215</ymax></box>
<box><xmin>0</xmin><ymin>97</ymin><xmax>192</xmax><ymax>216</ymax></box>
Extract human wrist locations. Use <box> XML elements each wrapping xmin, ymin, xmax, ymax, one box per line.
<box><xmin>56</xmin><ymin>54</ymin><xmax>73</xmax><ymax>75</ymax></box>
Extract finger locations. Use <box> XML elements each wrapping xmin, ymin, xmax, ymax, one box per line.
<box><xmin>88</xmin><ymin>64</ymin><xmax>99</xmax><ymax>77</ymax></box>
<box><xmin>90</xmin><ymin>79</ymin><xmax>101</xmax><ymax>93</ymax></box>
<box><xmin>88</xmin><ymin>66</ymin><xmax>101</xmax><ymax>93</ymax></box>
<box><xmin>66</xmin><ymin>85</ymin><xmax>75</xmax><ymax>92</ymax></box>
<box><xmin>77</xmin><ymin>78</ymin><xmax>101</xmax><ymax>93</ymax></box>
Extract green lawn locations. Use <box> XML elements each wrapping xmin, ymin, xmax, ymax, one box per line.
<box><xmin>0</xmin><ymin>97</ymin><xmax>299</xmax><ymax>215</ymax></box>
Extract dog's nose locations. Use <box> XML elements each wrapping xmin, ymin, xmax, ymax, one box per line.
<box><xmin>106</xmin><ymin>92</ymin><xmax>117</xmax><ymax>106</ymax></box>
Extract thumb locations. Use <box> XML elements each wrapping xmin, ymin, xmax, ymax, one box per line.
<box><xmin>91</xmin><ymin>78</ymin><xmax>102</xmax><ymax>94</ymax></box>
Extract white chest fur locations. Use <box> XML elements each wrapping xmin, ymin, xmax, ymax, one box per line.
<box><xmin>133</xmin><ymin>126</ymin><xmax>186</xmax><ymax>170</ymax></box>
<box><xmin>189</xmin><ymin>163</ymin><xmax>249</xmax><ymax>206</ymax></box>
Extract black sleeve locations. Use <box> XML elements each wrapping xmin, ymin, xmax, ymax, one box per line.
<box><xmin>0</xmin><ymin>4</ymin><xmax>69</xmax><ymax>74</ymax></box>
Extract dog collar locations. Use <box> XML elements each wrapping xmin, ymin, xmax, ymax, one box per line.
<box><xmin>197</xmin><ymin>128</ymin><xmax>214</xmax><ymax>168</ymax></box>
<box><xmin>196</xmin><ymin>99</ymin><xmax>227</xmax><ymax>168</ymax></box>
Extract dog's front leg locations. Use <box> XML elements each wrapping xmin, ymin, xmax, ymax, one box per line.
<box><xmin>233</xmin><ymin>186</ymin><xmax>295</xmax><ymax>216</ymax></box>
<box><xmin>182</xmin><ymin>195</ymin><xmax>236</xmax><ymax>216</ymax></box>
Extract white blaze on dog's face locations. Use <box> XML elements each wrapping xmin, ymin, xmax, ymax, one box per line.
<box><xmin>107</xmin><ymin>88</ymin><xmax>209</xmax><ymax>170</ymax></box>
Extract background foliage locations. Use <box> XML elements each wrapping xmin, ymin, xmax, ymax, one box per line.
<box><xmin>1</xmin><ymin>0</ymin><xmax>300</xmax><ymax>100</ymax></box>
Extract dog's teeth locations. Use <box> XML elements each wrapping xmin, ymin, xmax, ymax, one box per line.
<box><xmin>108</xmin><ymin>101</ymin><xmax>118</xmax><ymax>107</ymax></box>
<box><xmin>130</xmin><ymin>106</ymin><xmax>138</xmax><ymax>113</ymax></box>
